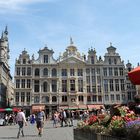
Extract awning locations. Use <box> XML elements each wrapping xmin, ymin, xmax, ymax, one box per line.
<box><xmin>32</xmin><ymin>105</ymin><xmax>45</xmax><ymax>112</ymax></box>
<box><xmin>128</xmin><ymin>66</ymin><xmax>140</xmax><ymax>85</ymax></box>
<box><xmin>0</xmin><ymin>108</ymin><xmax>19</xmax><ymax>112</ymax></box>
<box><xmin>59</xmin><ymin>106</ymin><xmax>69</xmax><ymax>110</ymax></box>
<box><xmin>87</xmin><ymin>104</ymin><xmax>104</xmax><ymax>110</ymax></box>
<box><xmin>78</xmin><ymin>105</ymin><xmax>87</xmax><ymax>110</ymax></box>
<box><xmin>68</xmin><ymin>106</ymin><xmax>78</xmax><ymax>110</ymax></box>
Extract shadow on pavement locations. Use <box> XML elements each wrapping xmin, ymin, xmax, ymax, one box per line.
<box><xmin>0</xmin><ymin>136</ymin><xmax>17</xmax><ymax>139</ymax></box>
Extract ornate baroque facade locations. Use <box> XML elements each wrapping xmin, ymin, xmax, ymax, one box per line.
<box><xmin>14</xmin><ymin>39</ymin><xmax>136</xmax><ymax>115</ymax></box>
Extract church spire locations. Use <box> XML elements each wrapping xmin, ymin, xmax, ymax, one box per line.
<box><xmin>70</xmin><ymin>37</ymin><xmax>74</xmax><ymax>45</ymax></box>
<box><xmin>4</xmin><ymin>25</ymin><xmax>8</xmax><ymax>35</ymax></box>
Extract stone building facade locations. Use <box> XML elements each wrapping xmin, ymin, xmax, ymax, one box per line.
<box><xmin>14</xmin><ymin>39</ymin><xmax>136</xmax><ymax>115</ymax></box>
<box><xmin>0</xmin><ymin>27</ymin><xmax>14</xmax><ymax>108</ymax></box>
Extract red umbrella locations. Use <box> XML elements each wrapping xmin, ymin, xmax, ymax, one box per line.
<box><xmin>128</xmin><ymin>66</ymin><xmax>140</xmax><ymax>85</ymax></box>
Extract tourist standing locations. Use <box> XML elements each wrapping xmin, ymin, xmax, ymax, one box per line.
<box><xmin>16</xmin><ymin>109</ymin><xmax>27</xmax><ymax>138</ymax></box>
<box><xmin>53</xmin><ymin>111</ymin><xmax>59</xmax><ymax>128</ymax></box>
<box><xmin>66</xmin><ymin>110</ymin><xmax>73</xmax><ymax>126</ymax></box>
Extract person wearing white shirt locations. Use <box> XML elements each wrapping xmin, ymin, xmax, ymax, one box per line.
<box><xmin>16</xmin><ymin>109</ymin><xmax>27</xmax><ymax>138</ymax></box>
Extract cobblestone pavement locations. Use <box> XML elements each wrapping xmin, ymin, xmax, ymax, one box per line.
<box><xmin>0</xmin><ymin>120</ymin><xmax>78</xmax><ymax>140</ymax></box>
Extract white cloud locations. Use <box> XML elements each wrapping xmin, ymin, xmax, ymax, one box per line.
<box><xmin>0</xmin><ymin>0</ymin><xmax>56</xmax><ymax>13</ymax></box>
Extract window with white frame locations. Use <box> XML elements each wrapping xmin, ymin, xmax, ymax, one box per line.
<box><xmin>77</xmin><ymin>69</ymin><xmax>83</xmax><ymax>76</ymax></box>
<box><xmin>70</xmin><ymin>79</ymin><xmax>75</xmax><ymax>91</ymax></box>
<box><xmin>34</xmin><ymin>80</ymin><xmax>40</xmax><ymax>92</ymax></box>
<box><xmin>62</xmin><ymin>95</ymin><xmax>67</xmax><ymax>102</ymax></box>
<box><xmin>70</xmin><ymin>69</ymin><xmax>75</xmax><ymax>76</ymax></box>
<box><xmin>21</xmin><ymin>92</ymin><xmax>25</xmax><ymax>102</ymax></box>
<box><xmin>62</xmin><ymin>80</ymin><xmax>67</xmax><ymax>92</ymax></box>
<box><xmin>22</xmin><ymin>67</ymin><xmax>26</xmax><ymax>76</ymax></box>
<box><xmin>43</xmin><ymin>82</ymin><xmax>48</xmax><ymax>92</ymax></box>
<box><xmin>27</xmin><ymin>79</ymin><xmax>31</xmax><ymax>88</ymax></box>
<box><xmin>62</xmin><ymin>69</ymin><xmax>67</xmax><ymax>76</ymax></box>
<box><xmin>78</xmin><ymin>79</ymin><xmax>83</xmax><ymax>92</ymax></box>
<box><xmin>52</xmin><ymin>80</ymin><xmax>57</xmax><ymax>92</ymax></box>
<box><xmin>44</xmin><ymin>55</ymin><xmax>48</xmax><ymax>63</ymax></box>
<box><xmin>16</xmin><ymin>67</ymin><xmax>20</xmax><ymax>76</ymax></box>
<box><xmin>35</xmin><ymin>68</ymin><xmax>40</xmax><ymax>76</ymax></box>
<box><xmin>16</xmin><ymin>79</ymin><xmax>20</xmax><ymax>88</ymax></box>
<box><xmin>78</xmin><ymin>96</ymin><xmax>83</xmax><ymax>101</ymax></box>
<box><xmin>27</xmin><ymin>67</ymin><xmax>31</xmax><ymax>76</ymax></box>
<box><xmin>43</xmin><ymin>68</ymin><xmax>48</xmax><ymax>76</ymax></box>
<box><xmin>52</xmin><ymin>68</ymin><xmax>57</xmax><ymax>77</ymax></box>
<box><xmin>15</xmin><ymin>92</ymin><xmax>19</xmax><ymax>102</ymax></box>
<box><xmin>26</xmin><ymin>92</ymin><xmax>30</xmax><ymax>102</ymax></box>
<box><xmin>21</xmin><ymin>79</ymin><xmax>25</xmax><ymax>88</ymax></box>
<box><xmin>34</xmin><ymin>96</ymin><xmax>39</xmax><ymax>103</ymax></box>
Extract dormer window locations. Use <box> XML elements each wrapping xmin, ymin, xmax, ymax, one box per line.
<box><xmin>44</xmin><ymin>55</ymin><xmax>48</xmax><ymax>63</ymax></box>
<box><xmin>114</xmin><ymin>58</ymin><xmax>117</xmax><ymax>64</ymax></box>
<box><xmin>23</xmin><ymin>59</ymin><xmax>26</xmax><ymax>64</ymax></box>
<box><xmin>109</xmin><ymin>58</ymin><xmax>111</xmax><ymax>65</ymax></box>
<box><xmin>91</xmin><ymin>56</ymin><xmax>94</xmax><ymax>64</ymax></box>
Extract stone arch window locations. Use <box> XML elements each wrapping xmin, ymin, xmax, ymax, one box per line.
<box><xmin>35</xmin><ymin>68</ymin><xmax>40</xmax><ymax>76</ymax></box>
<box><xmin>52</xmin><ymin>68</ymin><xmax>57</xmax><ymax>77</ymax></box>
<box><xmin>109</xmin><ymin>58</ymin><xmax>111</xmax><ymax>65</ymax></box>
<box><xmin>43</xmin><ymin>68</ymin><xmax>48</xmax><ymax>76</ymax></box>
<box><xmin>43</xmin><ymin>81</ymin><xmax>48</xmax><ymax>92</ymax></box>
<box><xmin>52</xmin><ymin>96</ymin><xmax>57</xmax><ymax>102</ymax></box>
<box><xmin>42</xmin><ymin>96</ymin><xmax>49</xmax><ymax>103</ymax></box>
<box><xmin>78</xmin><ymin>95</ymin><xmax>83</xmax><ymax>101</ymax></box>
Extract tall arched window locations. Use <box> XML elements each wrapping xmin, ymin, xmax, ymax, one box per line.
<box><xmin>52</xmin><ymin>68</ymin><xmax>57</xmax><ymax>77</ymax></box>
<box><xmin>43</xmin><ymin>82</ymin><xmax>48</xmax><ymax>92</ymax></box>
<box><xmin>35</xmin><ymin>68</ymin><xmax>40</xmax><ymax>76</ymax></box>
<box><xmin>43</xmin><ymin>68</ymin><xmax>48</xmax><ymax>76</ymax></box>
<box><xmin>52</xmin><ymin>96</ymin><xmax>57</xmax><ymax>102</ymax></box>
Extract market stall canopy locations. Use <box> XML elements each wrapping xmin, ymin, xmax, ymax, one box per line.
<box><xmin>87</xmin><ymin>104</ymin><xmax>104</xmax><ymax>111</ymax></box>
<box><xmin>78</xmin><ymin>105</ymin><xmax>87</xmax><ymax>110</ymax></box>
<box><xmin>128</xmin><ymin>66</ymin><xmax>140</xmax><ymax>85</ymax></box>
<box><xmin>59</xmin><ymin>105</ymin><xmax>79</xmax><ymax>110</ymax></box>
<box><xmin>0</xmin><ymin>108</ymin><xmax>19</xmax><ymax>112</ymax></box>
<box><xmin>32</xmin><ymin>105</ymin><xmax>45</xmax><ymax>112</ymax></box>
<box><xmin>59</xmin><ymin>106</ymin><xmax>69</xmax><ymax>110</ymax></box>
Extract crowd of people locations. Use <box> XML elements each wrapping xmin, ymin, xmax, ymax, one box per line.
<box><xmin>3</xmin><ymin>104</ymin><xmax>139</xmax><ymax>139</ymax></box>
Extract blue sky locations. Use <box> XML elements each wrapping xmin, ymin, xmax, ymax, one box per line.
<box><xmin>0</xmin><ymin>0</ymin><xmax>139</xmax><ymax>76</ymax></box>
